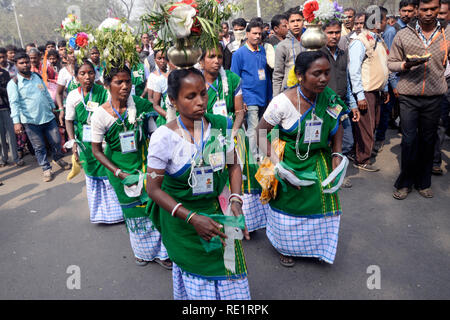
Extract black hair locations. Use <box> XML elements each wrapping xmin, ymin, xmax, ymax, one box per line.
<box><xmin>103</xmin><ymin>65</ymin><xmax>132</xmax><ymax>86</ymax></box>
<box><xmin>222</xmin><ymin>22</ymin><xmax>229</xmax><ymax>28</ymax></box>
<box><xmin>355</xmin><ymin>12</ymin><xmax>367</xmax><ymax>21</ymax></box>
<box><xmin>90</xmin><ymin>46</ymin><xmax>99</xmax><ymax>52</ymax></box>
<box><xmin>343</xmin><ymin>8</ymin><xmax>356</xmax><ymax>15</ymax></box>
<box><xmin>16</xmin><ymin>48</ymin><xmax>26</xmax><ymax>54</ymax></box>
<box><xmin>38</xmin><ymin>45</ymin><xmax>46</xmax><ymax>54</ymax></box>
<box><xmin>246</xmin><ymin>21</ymin><xmax>262</xmax><ymax>32</ymax></box>
<box><xmin>250</xmin><ymin>17</ymin><xmax>264</xmax><ymax>25</ymax></box>
<box><xmin>285</xmin><ymin>6</ymin><xmax>303</xmax><ymax>21</ymax></box>
<box><xmin>75</xmin><ymin>59</ymin><xmax>95</xmax><ymax>76</ymax></box>
<box><xmin>58</xmin><ymin>40</ymin><xmax>67</xmax><ymax>48</ymax></box>
<box><xmin>14</xmin><ymin>52</ymin><xmax>29</xmax><ymax>63</ymax></box>
<box><xmin>294</xmin><ymin>51</ymin><xmax>329</xmax><ymax>76</ymax></box>
<box><xmin>419</xmin><ymin>0</ymin><xmax>440</xmax><ymax>6</ymax></box>
<box><xmin>26</xmin><ymin>43</ymin><xmax>36</xmax><ymax>49</ymax></box>
<box><xmin>5</xmin><ymin>45</ymin><xmax>17</xmax><ymax>53</ymax></box>
<box><xmin>167</xmin><ymin>68</ymin><xmax>205</xmax><ymax>100</ymax></box>
<box><xmin>232</xmin><ymin>18</ymin><xmax>247</xmax><ymax>28</ymax></box>
<box><xmin>200</xmin><ymin>45</ymin><xmax>223</xmax><ymax>61</ymax></box>
<box><xmin>0</xmin><ymin>47</ymin><xmax>6</xmax><ymax>55</ymax></box>
<box><xmin>379</xmin><ymin>6</ymin><xmax>388</xmax><ymax>19</ymax></box>
<box><xmin>46</xmin><ymin>41</ymin><xmax>56</xmax><ymax>48</ymax></box>
<box><xmin>271</xmin><ymin>14</ymin><xmax>288</xmax><ymax>29</ymax></box>
<box><xmin>322</xmin><ymin>20</ymin><xmax>342</xmax><ymax>30</ymax></box>
<box><xmin>47</xmin><ymin>49</ymin><xmax>59</xmax><ymax>59</ymax></box>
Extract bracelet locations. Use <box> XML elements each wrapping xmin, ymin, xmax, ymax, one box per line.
<box><xmin>228</xmin><ymin>193</ymin><xmax>243</xmax><ymax>202</ymax></box>
<box><xmin>186</xmin><ymin>212</ymin><xmax>197</xmax><ymax>224</ymax></box>
<box><xmin>114</xmin><ymin>168</ymin><xmax>122</xmax><ymax>177</ymax></box>
<box><xmin>230</xmin><ymin>197</ymin><xmax>243</xmax><ymax>205</ymax></box>
<box><xmin>172</xmin><ymin>203</ymin><xmax>183</xmax><ymax>217</ymax></box>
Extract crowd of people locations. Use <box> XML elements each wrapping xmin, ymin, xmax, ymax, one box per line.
<box><xmin>0</xmin><ymin>0</ymin><xmax>449</xmax><ymax>300</ymax></box>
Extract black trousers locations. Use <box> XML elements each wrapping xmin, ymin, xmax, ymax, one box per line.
<box><xmin>395</xmin><ymin>94</ymin><xmax>443</xmax><ymax>190</ymax></box>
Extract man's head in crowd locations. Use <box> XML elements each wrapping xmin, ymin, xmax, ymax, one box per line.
<box><xmin>387</xmin><ymin>15</ymin><xmax>398</xmax><ymax>25</ymax></box>
<box><xmin>222</xmin><ymin>22</ymin><xmax>230</xmax><ymax>36</ymax></box>
<box><xmin>417</xmin><ymin>0</ymin><xmax>441</xmax><ymax>26</ymax></box>
<box><xmin>344</xmin><ymin>8</ymin><xmax>356</xmax><ymax>31</ymax></box>
<box><xmin>271</xmin><ymin>14</ymin><xmax>289</xmax><ymax>40</ymax></box>
<box><xmin>58</xmin><ymin>40</ymin><xmax>67</xmax><ymax>59</ymax></box>
<box><xmin>47</xmin><ymin>49</ymin><xmax>59</xmax><ymax>67</ymax></box>
<box><xmin>285</xmin><ymin>6</ymin><xmax>304</xmax><ymax>38</ymax></box>
<box><xmin>5</xmin><ymin>45</ymin><xmax>16</xmax><ymax>63</ymax></box>
<box><xmin>354</xmin><ymin>12</ymin><xmax>367</xmax><ymax>34</ymax></box>
<box><xmin>14</xmin><ymin>52</ymin><xmax>31</xmax><ymax>77</ymax></box>
<box><xmin>90</xmin><ymin>47</ymin><xmax>100</xmax><ymax>65</ymax></box>
<box><xmin>246</xmin><ymin>21</ymin><xmax>262</xmax><ymax>48</ymax></box>
<box><xmin>46</xmin><ymin>41</ymin><xmax>56</xmax><ymax>52</ymax></box>
<box><xmin>0</xmin><ymin>48</ymin><xmax>7</xmax><ymax>68</ymax></box>
<box><xmin>232</xmin><ymin>18</ymin><xmax>247</xmax><ymax>42</ymax></box>
<box><xmin>322</xmin><ymin>20</ymin><xmax>342</xmax><ymax>51</ymax></box>
<box><xmin>377</xmin><ymin>6</ymin><xmax>389</xmax><ymax>33</ymax></box>
<box><xmin>28</xmin><ymin>48</ymin><xmax>41</xmax><ymax>68</ymax></box>
<box><xmin>399</xmin><ymin>0</ymin><xmax>418</xmax><ymax>25</ymax></box>
<box><xmin>25</xmin><ymin>43</ymin><xmax>36</xmax><ymax>54</ymax></box>
<box><xmin>438</xmin><ymin>0</ymin><xmax>450</xmax><ymax>23</ymax></box>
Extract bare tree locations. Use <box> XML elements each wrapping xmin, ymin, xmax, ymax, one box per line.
<box><xmin>119</xmin><ymin>0</ymin><xmax>136</xmax><ymax>21</ymax></box>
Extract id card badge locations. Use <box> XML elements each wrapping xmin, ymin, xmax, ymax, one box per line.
<box><xmin>131</xmin><ymin>85</ymin><xmax>136</xmax><ymax>96</ymax></box>
<box><xmin>82</xmin><ymin>125</ymin><xmax>92</xmax><ymax>142</ymax></box>
<box><xmin>86</xmin><ymin>101</ymin><xmax>99</xmax><ymax>112</ymax></box>
<box><xmin>119</xmin><ymin>131</ymin><xmax>138</xmax><ymax>154</ymax></box>
<box><xmin>327</xmin><ymin>104</ymin><xmax>343</xmax><ymax>119</ymax></box>
<box><xmin>209</xmin><ymin>152</ymin><xmax>225</xmax><ymax>172</ymax></box>
<box><xmin>304</xmin><ymin>118</ymin><xmax>323</xmax><ymax>144</ymax></box>
<box><xmin>192</xmin><ymin>166</ymin><xmax>214</xmax><ymax>195</ymax></box>
<box><xmin>258</xmin><ymin>69</ymin><xmax>266</xmax><ymax>81</ymax></box>
<box><xmin>213</xmin><ymin>100</ymin><xmax>228</xmax><ymax>117</ymax></box>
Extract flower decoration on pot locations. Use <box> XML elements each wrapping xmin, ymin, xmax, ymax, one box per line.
<box><xmin>58</xmin><ymin>14</ymin><xmax>86</xmax><ymax>40</ymax></box>
<box><xmin>68</xmin><ymin>32</ymin><xmax>94</xmax><ymax>65</ymax></box>
<box><xmin>301</xmin><ymin>0</ymin><xmax>344</xmax><ymax>51</ymax></box>
<box><xmin>94</xmin><ymin>18</ymin><xmax>139</xmax><ymax>75</ymax></box>
<box><xmin>140</xmin><ymin>0</ymin><xmax>241</xmax><ymax>68</ymax></box>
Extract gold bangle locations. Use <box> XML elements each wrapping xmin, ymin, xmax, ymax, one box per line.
<box><xmin>187</xmin><ymin>212</ymin><xmax>197</xmax><ymax>224</ymax></box>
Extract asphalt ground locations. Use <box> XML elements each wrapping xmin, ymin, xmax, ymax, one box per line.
<box><xmin>0</xmin><ymin>128</ymin><xmax>449</xmax><ymax>300</ymax></box>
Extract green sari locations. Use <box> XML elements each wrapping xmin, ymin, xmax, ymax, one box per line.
<box><xmin>103</xmin><ymin>96</ymin><xmax>153</xmax><ymax>230</ymax></box>
<box><xmin>148</xmin><ymin>113</ymin><xmax>247</xmax><ymax>280</ymax></box>
<box><xmin>206</xmin><ymin>70</ymin><xmax>261</xmax><ymax>195</ymax></box>
<box><xmin>131</xmin><ymin>64</ymin><xmax>146</xmax><ymax>98</ymax></box>
<box><xmin>270</xmin><ymin>87</ymin><xmax>349</xmax><ymax>218</ymax></box>
<box><xmin>73</xmin><ymin>84</ymin><xmax>108</xmax><ymax>177</ymax></box>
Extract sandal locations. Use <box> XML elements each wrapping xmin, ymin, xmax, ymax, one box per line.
<box><xmin>418</xmin><ymin>188</ymin><xmax>433</xmax><ymax>199</ymax></box>
<box><xmin>154</xmin><ymin>258</ymin><xmax>173</xmax><ymax>270</ymax></box>
<box><xmin>393</xmin><ymin>187</ymin><xmax>412</xmax><ymax>200</ymax></box>
<box><xmin>279</xmin><ymin>255</ymin><xmax>295</xmax><ymax>268</ymax></box>
<box><xmin>135</xmin><ymin>258</ymin><xmax>149</xmax><ymax>266</ymax></box>
<box><xmin>432</xmin><ymin>166</ymin><xmax>443</xmax><ymax>176</ymax></box>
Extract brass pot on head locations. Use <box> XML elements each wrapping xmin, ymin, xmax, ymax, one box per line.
<box><xmin>167</xmin><ymin>38</ymin><xmax>202</xmax><ymax>69</ymax></box>
<box><xmin>301</xmin><ymin>24</ymin><xmax>328</xmax><ymax>51</ymax></box>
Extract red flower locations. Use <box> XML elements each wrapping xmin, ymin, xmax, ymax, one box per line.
<box><xmin>191</xmin><ymin>17</ymin><xmax>202</xmax><ymax>35</ymax></box>
<box><xmin>169</xmin><ymin>0</ymin><xmax>198</xmax><ymax>12</ymax></box>
<box><xmin>303</xmin><ymin>1</ymin><xmax>319</xmax><ymax>23</ymax></box>
<box><xmin>366</xmin><ymin>34</ymin><xmax>374</xmax><ymax>42</ymax></box>
<box><xmin>75</xmin><ymin>33</ymin><xmax>89</xmax><ymax>48</ymax></box>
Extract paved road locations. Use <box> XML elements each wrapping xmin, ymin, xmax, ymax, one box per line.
<box><xmin>1</xmin><ymin>129</ymin><xmax>449</xmax><ymax>300</ymax></box>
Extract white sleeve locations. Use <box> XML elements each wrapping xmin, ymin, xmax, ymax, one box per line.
<box><xmin>147</xmin><ymin>73</ymin><xmax>163</xmax><ymax>92</ymax></box>
<box><xmin>263</xmin><ymin>95</ymin><xmax>285</xmax><ymax>127</ymax></box>
<box><xmin>147</xmin><ymin>127</ymin><xmax>171</xmax><ymax>170</ymax></box>
<box><xmin>64</xmin><ymin>90</ymin><xmax>81</xmax><ymax>121</ymax></box>
<box><xmin>56</xmin><ymin>68</ymin><xmax>68</xmax><ymax>87</ymax></box>
<box><xmin>90</xmin><ymin>108</ymin><xmax>113</xmax><ymax>143</ymax></box>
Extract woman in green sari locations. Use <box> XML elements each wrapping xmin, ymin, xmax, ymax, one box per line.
<box><xmin>65</xmin><ymin>60</ymin><xmax>123</xmax><ymax>224</ymax></box>
<box><xmin>146</xmin><ymin>68</ymin><xmax>251</xmax><ymax>300</ymax></box>
<box><xmin>90</xmin><ymin>65</ymin><xmax>171</xmax><ymax>269</ymax></box>
<box><xmin>256</xmin><ymin>51</ymin><xmax>349</xmax><ymax>267</ymax></box>
<box><xmin>199</xmin><ymin>46</ymin><xmax>270</xmax><ymax>233</ymax></box>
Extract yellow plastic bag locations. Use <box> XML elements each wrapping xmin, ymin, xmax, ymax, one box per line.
<box><xmin>287</xmin><ymin>66</ymin><xmax>300</xmax><ymax>88</ymax></box>
<box><xmin>67</xmin><ymin>154</ymin><xmax>81</xmax><ymax>181</ymax></box>
<box><xmin>255</xmin><ymin>138</ymin><xmax>286</xmax><ymax>204</ymax></box>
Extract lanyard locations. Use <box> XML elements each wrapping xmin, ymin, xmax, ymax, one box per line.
<box><xmin>79</xmin><ymin>87</ymin><xmax>93</xmax><ymax>110</ymax></box>
<box><xmin>207</xmin><ymin>78</ymin><xmax>222</xmax><ymax>100</ymax></box>
<box><xmin>178</xmin><ymin>116</ymin><xmax>205</xmax><ymax>155</ymax></box>
<box><xmin>109</xmin><ymin>99</ymin><xmax>128</xmax><ymax>125</ymax></box>
<box><xmin>298</xmin><ymin>86</ymin><xmax>317</xmax><ymax>110</ymax></box>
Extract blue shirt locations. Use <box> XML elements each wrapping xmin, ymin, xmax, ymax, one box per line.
<box><xmin>231</xmin><ymin>44</ymin><xmax>272</xmax><ymax>107</ymax></box>
<box><xmin>7</xmin><ymin>72</ymin><xmax>56</xmax><ymax>125</ymax></box>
